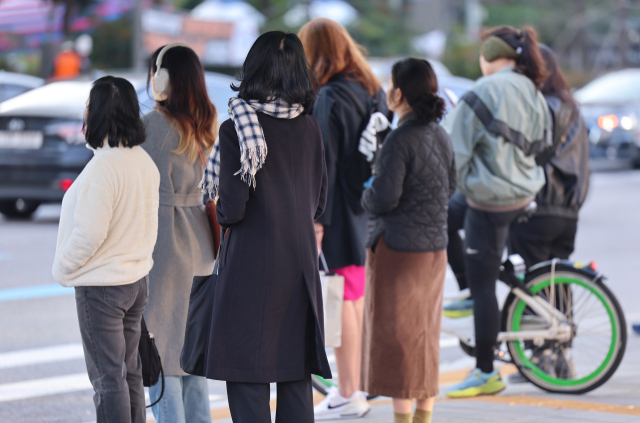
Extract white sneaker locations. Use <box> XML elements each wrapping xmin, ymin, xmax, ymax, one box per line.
<box><xmin>314</xmin><ymin>388</ymin><xmax>371</xmax><ymax>420</ymax></box>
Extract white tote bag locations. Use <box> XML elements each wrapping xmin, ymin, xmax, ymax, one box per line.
<box><xmin>319</xmin><ymin>252</ymin><xmax>344</xmax><ymax>348</ymax></box>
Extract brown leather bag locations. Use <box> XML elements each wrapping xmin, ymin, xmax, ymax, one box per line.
<box><xmin>197</xmin><ymin>143</ymin><xmax>221</xmax><ymax>257</ymax></box>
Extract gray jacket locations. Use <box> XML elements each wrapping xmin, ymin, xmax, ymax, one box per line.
<box><xmin>362</xmin><ymin>112</ymin><xmax>456</xmax><ymax>252</ymax></box>
<box><xmin>141</xmin><ymin>110</ymin><xmax>214</xmax><ymax>376</ymax></box>
<box><xmin>442</xmin><ymin>67</ymin><xmax>549</xmax><ymax>207</ymax></box>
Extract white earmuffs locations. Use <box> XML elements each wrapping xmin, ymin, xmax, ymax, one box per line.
<box><xmin>152</xmin><ymin>42</ymin><xmax>192</xmax><ymax>101</ymax></box>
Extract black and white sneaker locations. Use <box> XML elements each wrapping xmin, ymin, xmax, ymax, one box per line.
<box><xmin>313</xmin><ymin>388</ymin><xmax>371</xmax><ymax>420</ymax></box>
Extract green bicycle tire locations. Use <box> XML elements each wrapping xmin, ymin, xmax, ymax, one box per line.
<box><xmin>502</xmin><ymin>265</ymin><xmax>626</xmax><ymax>394</ymax></box>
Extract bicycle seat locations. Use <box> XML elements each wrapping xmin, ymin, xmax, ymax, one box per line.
<box><xmin>517</xmin><ymin>200</ymin><xmax>538</xmax><ymax>223</ymax></box>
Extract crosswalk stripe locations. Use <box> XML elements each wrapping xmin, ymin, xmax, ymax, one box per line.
<box><xmin>0</xmin><ymin>337</ymin><xmax>462</xmax><ymax>372</ymax></box>
<box><xmin>0</xmin><ymin>343</ymin><xmax>85</xmax><ymax>369</ymax></box>
<box><xmin>0</xmin><ymin>284</ymin><xmax>73</xmax><ymax>302</ymax></box>
<box><xmin>0</xmin><ymin>373</ymin><xmax>92</xmax><ymax>402</ymax></box>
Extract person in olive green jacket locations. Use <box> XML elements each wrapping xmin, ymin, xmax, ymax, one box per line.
<box><xmin>441</xmin><ymin>26</ymin><xmax>550</xmax><ymax>398</ymax></box>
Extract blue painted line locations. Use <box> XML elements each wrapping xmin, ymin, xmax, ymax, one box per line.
<box><xmin>0</xmin><ymin>284</ymin><xmax>74</xmax><ymax>302</ymax></box>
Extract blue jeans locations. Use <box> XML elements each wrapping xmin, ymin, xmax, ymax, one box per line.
<box><xmin>149</xmin><ymin>375</ymin><xmax>211</xmax><ymax>423</ymax></box>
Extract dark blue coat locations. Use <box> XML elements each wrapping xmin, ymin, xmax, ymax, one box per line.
<box><xmin>205</xmin><ymin>113</ymin><xmax>331</xmax><ymax>383</ymax></box>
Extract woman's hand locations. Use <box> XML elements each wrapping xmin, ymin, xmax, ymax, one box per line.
<box><xmin>314</xmin><ymin>222</ymin><xmax>324</xmax><ymax>252</ymax></box>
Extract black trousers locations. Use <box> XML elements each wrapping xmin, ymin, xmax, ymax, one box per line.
<box><xmin>509</xmin><ymin>215</ymin><xmax>578</xmax><ymax>268</ymax></box>
<box><xmin>226</xmin><ymin>377</ymin><xmax>314</xmax><ymax>423</ymax></box>
<box><xmin>447</xmin><ymin>192</ymin><xmax>469</xmax><ymax>290</ymax></box>
<box><xmin>447</xmin><ymin>192</ymin><xmax>522</xmax><ymax>373</ymax></box>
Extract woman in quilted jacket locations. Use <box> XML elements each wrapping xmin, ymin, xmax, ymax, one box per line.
<box><xmin>360</xmin><ymin>58</ymin><xmax>456</xmax><ymax>423</ymax></box>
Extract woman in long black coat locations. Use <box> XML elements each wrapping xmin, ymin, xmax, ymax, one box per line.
<box><xmin>200</xmin><ymin>31</ymin><xmax>331</xmax><ymax>423</ymax></box>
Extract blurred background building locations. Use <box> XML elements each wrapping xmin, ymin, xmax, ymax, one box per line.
<box><xmin>0</xmin><ymin>0</ymin><xmax>638</xmax><ymax>86</ymax></box>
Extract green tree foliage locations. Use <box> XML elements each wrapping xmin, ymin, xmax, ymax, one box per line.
<box><xmin>174</xmin><ymin>0</ymin><xmax>206</xmax><ymax>11</ymax></box>
<box><xmin>346</xmin><ymin>0</ymin><xmax>414</xmax><ymax>57</ymax></box>
<box><xmin>90</xmin><ymin>15</ymin><xmax>133</xmax><ymax>69</ymax></box>
<box><xmin>441</xmin><ymin>25</ymin><xmax>482</xmax><ymax>80</ymax></box>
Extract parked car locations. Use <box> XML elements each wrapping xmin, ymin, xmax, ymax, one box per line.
<box><xmin>574</xmin><ymin>69</ymin><xmax>640</xmax><ymax>169</ymax></box>
<box><xmin>0</xmin><ymin>71</ymin><xmax>44</xmax><ymax>103</ymax></box>
<box><xmin>0</xmin><ymin>72</ymin><xmax>235</xmax><ymax>219</ymax></box>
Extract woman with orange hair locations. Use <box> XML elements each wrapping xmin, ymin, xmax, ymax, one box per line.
<box><xmin>299</xmin><ymin>18</ymin><xmax>391</xmax><ymax>420</ymax></box>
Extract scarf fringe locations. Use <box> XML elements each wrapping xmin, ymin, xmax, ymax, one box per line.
<box><xmin>199</xmin><ymin>177</ymin><xmax>218</xmax><ymax>201</ymax></box>
<box><xmin>201</xmin><ymin>97</ymin><xmax>302</xmax><ymax>198</ymax></box>
<box><xmin>237</xmin><ymin>145</ymin><xmax>267</xmax><ymax>189</ymax></box>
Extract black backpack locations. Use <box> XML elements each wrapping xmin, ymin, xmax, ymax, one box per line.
<box><xmin>333</xmin><ymin>83</ymin><xmax>391</xmax><ymax>212</ymax></box>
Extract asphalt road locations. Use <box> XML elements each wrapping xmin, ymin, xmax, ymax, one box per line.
<box><xmin>1</xmin><ymin>170</ymin><xmax>639</xmax><ymax>423</ymax></box>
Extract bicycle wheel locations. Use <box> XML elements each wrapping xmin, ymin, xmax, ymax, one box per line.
<box><xmin>311</xmin><ymin>374</ymin><xmax>335</xmax><ymax>396</ymax></box>
<box><xmin>311</xmin><ymin>375</ymin><xmax>378</xmax><ymax>400</ymax></box>
<box><xmin>502</xmin><ymin>263</ymin><xmax>626</xmax><ymax>394</ymax></box>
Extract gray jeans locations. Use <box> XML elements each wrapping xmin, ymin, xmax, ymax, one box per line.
<box><xmin>75</xmin><ymin>276</ymin><xmax>149</xmax><ymax>423</ymax></box>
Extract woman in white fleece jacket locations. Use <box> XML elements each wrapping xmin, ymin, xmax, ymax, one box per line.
<box><xmin>53</xmin><ymin>76</ymin><xmax>159</xmax><ymax>423</ymax></box>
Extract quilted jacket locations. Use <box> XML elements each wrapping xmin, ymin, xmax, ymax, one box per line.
<box><xmin>362</xmin><ymin>111</ymin><xmax>456</xmax><ymax>252</ymax></box>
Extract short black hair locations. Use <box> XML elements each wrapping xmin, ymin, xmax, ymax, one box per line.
<box><xmin>84</xmin><ymin>76</ymin><xmax>145</xmax><ymax>149</ymax></box>
<box><xmin>232</xmin><ymin>31</ymin><xmax>317</xmax><ymax>113</ymax></box>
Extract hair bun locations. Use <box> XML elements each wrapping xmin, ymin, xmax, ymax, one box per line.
<box><xmin>410</xmin><ymin>92</ymin><xmax>445</xmax><ymax>123</ymax></box>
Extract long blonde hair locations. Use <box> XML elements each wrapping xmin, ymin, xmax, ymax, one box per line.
<box><xmin>298</xmin><ymin>18</ymin><xmax>380</xmax><ymax>95</ymax></box>
<box><xmin>148</xmin><ymin>45</ymin><xmax>218</xmax><ymax>162</ymax></box>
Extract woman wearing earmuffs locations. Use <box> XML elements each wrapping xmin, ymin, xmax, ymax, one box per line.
<box><xmin>142</xmin><ymin>44</ymin><xmax>217</xmax><ymax>423</ymax></box>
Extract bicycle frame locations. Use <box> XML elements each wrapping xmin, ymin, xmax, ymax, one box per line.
<box><xmin>441</xmin><ymin>257</ymin><xmax>572</xmax><ymax>348</ymax></box>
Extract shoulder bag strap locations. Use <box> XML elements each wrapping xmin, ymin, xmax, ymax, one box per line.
<box><xmin>196</xmin><ymin>142</ymin><xmax>207</xmax><ymax>169</ymax></box>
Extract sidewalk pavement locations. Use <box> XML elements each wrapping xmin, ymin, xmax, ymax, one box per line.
<box><xmin>148</xmin><ymin>336</ymin><xmax>640</xmax><ymax>423</ymax></box>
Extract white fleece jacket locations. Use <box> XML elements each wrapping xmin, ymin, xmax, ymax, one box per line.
<box><xmin>52</xmin><ymin>144</ymin><xmax>160</xmax><ymax>287</ymax></box>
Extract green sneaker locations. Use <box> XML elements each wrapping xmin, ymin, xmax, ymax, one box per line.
<box><xmin>445</xmin><ymin>369</ymin><xmax>506</xmax><ymax>398</ymax></box>
<box><xmin>443</xmin><ymin>299</ymin><xmax>474</xmax><ymax>318</ymax></box>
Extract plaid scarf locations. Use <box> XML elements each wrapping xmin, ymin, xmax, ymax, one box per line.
<box><xmin>200</xmin><ymin>97</ymin><xmax>303</xmax><ymax>200</ymax></box>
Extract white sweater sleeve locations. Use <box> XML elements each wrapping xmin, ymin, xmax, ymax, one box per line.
<box><xmin>56</xmin><ymin>173</ymin><xmax>115</xmax><ymax>275</ymax></box>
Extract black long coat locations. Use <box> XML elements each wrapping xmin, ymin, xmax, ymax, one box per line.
<box><xmin>205</xmin><ymin>113</ymin><xmax>332</xmax><ymax>383</ymax></box>
<box><xmin>312</xmin><ymin>74</ymin><xmax>391</xmax><ymax>269</ymax></box>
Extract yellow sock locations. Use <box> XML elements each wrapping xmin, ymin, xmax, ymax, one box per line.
<box><xmin>394</xmin><ymin>412</ymin><xmax>412</xmax><ymax>423</ymax></box>
<box><xmin>413</xmin><ymin>409</ymin><xmax>432</xmax><ymax>423</ymax></box>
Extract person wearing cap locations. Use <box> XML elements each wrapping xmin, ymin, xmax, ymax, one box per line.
<box><xmin>441</xmin><ymin>25</ymin><xmax>550</xmax><ymax>398</ymax></box>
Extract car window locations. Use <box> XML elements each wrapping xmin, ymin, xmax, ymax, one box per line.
<box><xmin>574</xmin><ymin>71</ymin><xmax>640</xmax><ymax>104</ymax></box>
<box><xmin>0</xmin><ymin>84</ymin><xmax>31</xmax><ymax>103</ymax></box>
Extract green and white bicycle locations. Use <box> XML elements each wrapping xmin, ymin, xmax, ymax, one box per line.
<box><xmin>442</xmin><ymin>255</ymin><xmax>627</xmax><ymax>394</ymax></box>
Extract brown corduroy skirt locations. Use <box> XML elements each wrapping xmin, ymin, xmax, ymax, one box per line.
<box><xmin>361</xmin><ymin>235</ymin><xmax>447</xmax><ymax>399</ymax></box>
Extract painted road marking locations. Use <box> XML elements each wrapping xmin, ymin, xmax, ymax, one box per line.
<box><xmin>0</xmin><ymin>337</ymin><xmax>461</xmax><ymax>374</ymax></box>
<box><xmin>464</xmin><ymin>395</ymin><xmax>640</xmax><ymax>417</ymax></box>
<box><xmin>0</xmin><ymin>284</ymin><xmax>73</xmax><ymax>302</ymax></box>
<box><xmin>0</xmin><ymin>373</ymin><xmax>91</xmax><ymax>402</ymax></box>
<box><xmin>0</xmin><ymin>343</ymin><xmax>84</xmax><ymax>369</ymax></box>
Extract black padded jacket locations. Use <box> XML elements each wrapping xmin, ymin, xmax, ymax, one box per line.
<box><xmin>535</xmin><ymin>96</ymin><xmax>590</xmax><ymax>219</ymax></box>
<box><xmin>362</xmin><ymin>112</ymin><xmax>456</xmax><ymax>252</ymax></box>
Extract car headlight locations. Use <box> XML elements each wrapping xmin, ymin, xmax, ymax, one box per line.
<box><xmin>44</xmin><ymin>121</ymin><xmax>85</xmax><ymax>145</ymax></box>
<box><xmin>620</xmin><ymin>115</ymin><xmax>636</xmax><ymax>131</ymax></box>
<box><xmin>597</xmin><ymin>114</ymin><xmax>618</xmax><ymax>132</ymax></box>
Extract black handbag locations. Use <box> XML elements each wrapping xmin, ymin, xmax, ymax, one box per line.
<box><xmin>139</xmin><ymin>316</ymin><xmax>164</xmax><ymax>407</ymax></box>
<box><xmin>180</xmin><ymin>230</ymin><xmax>222</xmax><ymax>376</ymax></box>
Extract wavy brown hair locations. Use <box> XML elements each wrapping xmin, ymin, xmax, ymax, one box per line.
<box><xmin>482</xmin><ymin>25</ymin><xmax>548</xmax><ymax>89</ymax></box>
<box><xmin>147</xmin><ymin>45</ymin><xmax>218</xmax><ymax>162</ymax></box>
<box><xmin>298</xmin><ymin>18</ymin><xmax>380</xmax><ymax>95</ymax></box>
